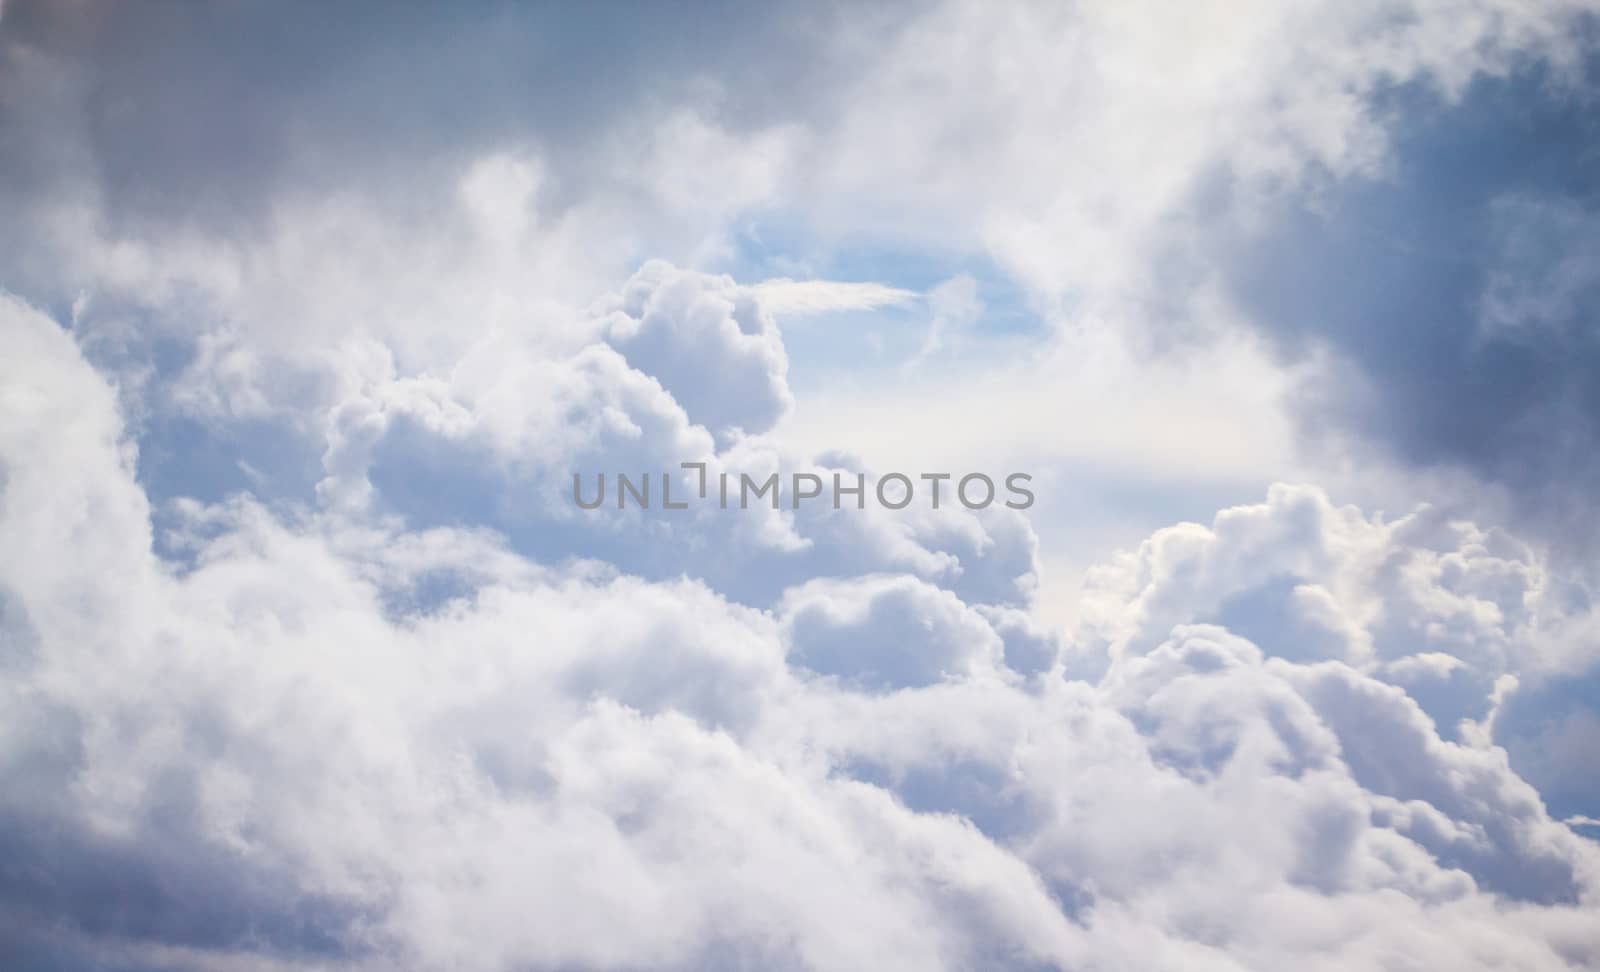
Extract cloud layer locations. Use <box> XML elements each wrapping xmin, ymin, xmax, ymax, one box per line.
<box><xmin>3</xmin><ymin>0</ymin><xmax>1600</xmax><ymax>970</ymax></box>
<box><xmin>5</xmin><ymin>270</ymin><xmax>1600</xmax><ymax>969</ymax></box>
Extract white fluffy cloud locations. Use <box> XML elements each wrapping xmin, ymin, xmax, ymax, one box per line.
<box><xmin>598</xmin><ymin>260</ymin><xmax>794</xmax><ymax>440</ymax></box>
<box><xmin>5</xmin><ymin>275</ymin><xmax>1600</xmax><ymax>970</ymax></box>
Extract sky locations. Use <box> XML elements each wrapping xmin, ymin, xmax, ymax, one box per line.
<box><xmin>2</xmin><ymin>0</ymin><xmax>1600</xmax><ymax>969</ymax></box>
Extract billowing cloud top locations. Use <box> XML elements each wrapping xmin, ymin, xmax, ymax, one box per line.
<box><xmin>2</xmin><ymin>1</ymin><xmax>1600</xmax><ymax>970</ymax></box>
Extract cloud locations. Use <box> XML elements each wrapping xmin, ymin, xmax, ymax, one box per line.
<box><xmin>1219</xmin><ymin>67</ymin><xmax>1600</xmax><ymax>554</ymax></box>
<box><xmin>7</xmin><ymin>0</ymin><xmax>1596</xmax><ymax>561</ymax></box>
<box><xmin>5</xmin><ymin>290</ymin><xmax>1600</xmax><ymax>971</ymax></box>
<box><xmin>1488</xmin><ymin>666</ymin><xmax>1600</xmax><ymax>823</ymax></box>
<box><xmin>1076</xmin><ymin>483</ymin><xmax>1570</xmax><ymax>723</ymax></box>
<box><xmin>0</xmin><ymin>0</ymin><xmax>856</xmax><ymax>240</ymax></box>
<box><xmin>599</xmin><ymin>260</ymin><xmax>794</xmax><ymax>440</ymax></box>
<box><xmin>273</xmin><ymin>258</ymin><xmax>1045</xmax><ymax>611</ymax></box>
<box><xmin>779</xmin><ymin>574</ymin><xmax>1007</xmax><ymax>690</ymax></box>
<box><xmin>903</xmin><ymin>273</ymin><xmax>980</xmax><ymax>372</ymax></box>
<box><xmin>751</xmin><ymin>278</ymin><xmax>920</xmax><ymax>316</ymax></box>
<box><xmin>3</xmin><ymin>2</ymin><xmax>1600</xmax><ymax>970</ymax></box>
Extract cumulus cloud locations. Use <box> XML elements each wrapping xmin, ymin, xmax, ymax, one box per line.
<box><xmin>779</xmin><ymin>574</ymin><xmax>1007</xmax><ymax>690</ymax></box>
<box><xmin>4</xmin><ymin>1</ymin><xmax>1600</xmax><ymax>970</ymax></box>
<box><xmin>5</xmin><ymin>276</ymin><xmax>1600</xmax><ymax>970</ymax></box>
<box><xmin>284</xmin><ymin>258</ymin><xmax>1044</xmax><ymax>611</ymax></box>
<box><xmin>1075</xmin><ymin>484</ymin><xmax>1587</xmax><ymax>731</ymax></box>
<box><xmin>598</xmin><ymin>260</ymin><xmax>794</xmax><ymax>440</ymax></box>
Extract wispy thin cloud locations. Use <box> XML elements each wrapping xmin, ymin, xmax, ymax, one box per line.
<box><xmin>752</xmin><ymin>278</ymin><xmax>920</xmax><ymax>315</ymax></box>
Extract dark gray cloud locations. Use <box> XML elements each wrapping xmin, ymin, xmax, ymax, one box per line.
<box><xmin>0</xmin><ymin>0</ymin><xmax>907</xmax><ymax>269</ymax></box>
<box><xmin>1222</xmin><ymin>59</ymin><xmax>1600</xmax><ymax>551</ymax></box>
